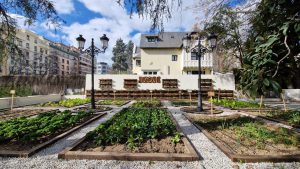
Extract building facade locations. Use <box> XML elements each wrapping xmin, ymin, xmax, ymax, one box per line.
<box><xmin>132</xmin><ymin>32</ymin><xmax>215</xmax><ymax>75</ymax></box>
<box><xmin>96</xmin><ymin>62</ymin><xmax>109</xmax><ymax>74</ymax></box>
<box><xmin>49</xmin><ymin>43</ymin><xmax>80</xmax><ymax>76</ymax></box>
<box><xmin>0</xmin><ymin>29</ymin><xmax>51</xmax><ymax>76</ymax></box>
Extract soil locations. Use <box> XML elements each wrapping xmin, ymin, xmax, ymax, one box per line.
<box><xmin>0</xmin><ymin>109</ymin><xmax>53</xmax><ymax>121</ymax></box>
<box><xmin>181</xmin><ymin>106</ymin><xmax>223</xmax><ymax>114</ymax></box>
<box><xmin>187</xmin><ymin>114</ymin><xmax>300</xmax><ymax>156</ymax></box>
<box><xmin>73</xmin><ymin>106</ymin><xmax>112</xmax><ymax>113</ymax></box>
<box><xmin>75</xmin><ymin>137</ymin><xmax>187</xmax><ymax>154</ymax></box>
<box><xmin>0</xmin><ymin>114</ymin><xmax>100</xmax><ymax>152</ymax></box>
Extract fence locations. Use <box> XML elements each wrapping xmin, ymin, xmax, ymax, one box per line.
<box><xmin>0</xmin><ymin>75</ymin><xmax>86</xmax><ymax>95</ymax></box>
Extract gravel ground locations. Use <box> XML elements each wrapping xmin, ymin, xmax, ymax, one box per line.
<box><xmin>0</xmin><ymin>100</ymin><xmax>299</xmax><ymax>169</ymax></box>
<box><xmin>162</xmin><ymin>101</ymin><xmax>300</xmax><ymax>169</ymax></box>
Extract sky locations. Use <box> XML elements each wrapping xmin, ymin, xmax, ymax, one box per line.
<box><xmin>11</xmin><ymin>0</ymin><xmax>245</xmax><ymax>65</ymax></box>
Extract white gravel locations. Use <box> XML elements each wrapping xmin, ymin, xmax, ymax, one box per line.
<box><xmin>1</xmin><ymin>100</ymin><xmax>299</xmax><ymax>169</ymax></box>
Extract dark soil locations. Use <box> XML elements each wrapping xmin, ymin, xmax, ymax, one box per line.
<box><xmin>75</xmin><ymin>136</ymin><xmax>187</xmax><ymax>153</ymax></box>
<box><xmin>181</xmin><ymin>106</ymin><xmax>223</xmax><ymax>114</ymax></box>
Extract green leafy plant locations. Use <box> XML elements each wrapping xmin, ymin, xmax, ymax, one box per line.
<box><xmin>39</xmin><ymin>98</ymin><xmax>90</xmax><ymax>108</ymax></box>
<box><xmin>87</xmin><ymin>107</ymin><xmax>179</xmax><ymax>149</ymax></box>
<box><xmin>131</xmin><ymin>100</ymin><xmax>161</xmax><ymax>108</ymax></box>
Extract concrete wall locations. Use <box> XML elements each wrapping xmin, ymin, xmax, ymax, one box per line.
<box><xmin>0</xmin><ymin>94</ymin><xmax>62</xmax><ymax>110</ymax></box>
<box><xmin>86</xmin><ymin>73</ymin><xmax>235</xmax><ymax>91</ymax></box>
<box><xmin>283</xmin><ymin>89</ymin><xmax>300</xmax><ymax>101</ymax></box>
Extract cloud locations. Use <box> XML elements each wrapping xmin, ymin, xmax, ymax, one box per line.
<box><xmin>60</xmin><ymin>0</ymin><xmax>201</xmax><ymax>64</ymax></box>
<box><xmin>52</xmin><ymin>0</ymin><xmax>75</xmax><ymax>14</ymax></box>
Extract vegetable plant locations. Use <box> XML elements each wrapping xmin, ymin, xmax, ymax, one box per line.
<box><xmin>131</xmin><ymin>100</ymin><xmax>161</xmax><ymax>108</ymax></box>
<box><xmin>39</xmin><ymin>98</ymin><xmax>90</xmax><ymax>108</ymax></box>
<box><xmin>96</xmin><ymin>100</ymin><xmax>128</xmax><ymax>106</ymax></box>
<box><xmin>86</xmin><ymin>107</ymin><xmax>180</xmax><ymax>149</ymax></box>
<box><xmin>0</xmin><ymin>110</ymin><xmax>93</xmax><ymax>143</ymax></box>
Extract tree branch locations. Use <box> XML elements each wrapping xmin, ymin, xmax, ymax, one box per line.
<box><xmin>272</xmin><ymin>35</ymin><xmax>291</xmax><ymax>78</ymax></box>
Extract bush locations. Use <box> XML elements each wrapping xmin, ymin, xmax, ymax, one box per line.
<box><xmin>0</xmin><ymin>85</ymin><xmax>32</xmax><ymax>98</ymax></box>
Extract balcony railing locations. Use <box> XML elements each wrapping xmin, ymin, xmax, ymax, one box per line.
<box><xmin>183</xmin><ymin>60</ymin><xmax>212</xmax><ymax>68</ymax></box>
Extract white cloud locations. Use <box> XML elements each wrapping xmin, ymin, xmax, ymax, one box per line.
<box><xmin>52</xmin><ymin>0</ymin><xmax>75</xmax><ymax>14</ymax></box>
<box><xmin>60</xmin><ymin>0</ymin><xmax>201</xmax><ymax>65</ymax></box>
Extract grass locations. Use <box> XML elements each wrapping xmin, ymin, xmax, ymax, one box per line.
<box><xmin>210</xmin><ymin>98</ymin><xmax>262</xmax><ymax>109</ymax></box>
<box><xmin>96</xmin><ymin>100</ymin><xmax>128</xmax><ymax>106</ymax></box>
<box><xmin>195</xmin><ymin>116</ymin><xmax>299</xmax><ymax>149</ymax></box>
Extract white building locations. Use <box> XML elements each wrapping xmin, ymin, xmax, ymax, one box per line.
<box><xmin>97</xmin><ymin>62</ymin><xmax>109</xmax><ymax>74</ymax></box>
<box><xmin>132</xmin><ymin>32</ymin><xmax>216</xmax><ymax>75</ymax></box>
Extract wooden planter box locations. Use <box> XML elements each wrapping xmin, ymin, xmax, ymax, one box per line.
<box><xmin>0</xmin><ymin>113</ymin><xmax>107</xmax><ymax>158</ymax></box>
<box><xmin>183</xmin><ymin>113</ymin><xmax>300</xmax><ymax>163</ymax></box>
<box><xmin>99</xmin><ymin>79</ymin><xmax>113</xmax><ymax>90</ymax></box>
<box><xmin>58</xmin><ymin>111</ymin><xmax>200</xmax><ymax>161</ymax></box>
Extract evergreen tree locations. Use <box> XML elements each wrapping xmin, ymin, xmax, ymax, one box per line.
<box><xmin>125</xmin><ymin>40</ymin><xmax>134</xmax><ymax>73</ymax></box>
<box><xmin>112</xmin><ymin>39</ymin><xmax>128</xmax><ymax>72</ymax></box>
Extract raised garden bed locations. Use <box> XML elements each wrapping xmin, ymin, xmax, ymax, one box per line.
<box><xmin>184</xmin><ymin>113</ymin><xmax>300</xmax><ymax>162</ymax></box>
<box><xmin>0</xmin><ymin>109</ymin><xmax>54</xmax><ymax>121</ymax></box>
<box><xmin>241</xmin><ymin>110</ymin><xmax>300</xmax><ymax>129</ymax></box>
<box><xmin>0</xmin><ymin>110</ymin><xmax>107</xmax><ymax>157</ymax></box>
<box><xmin>131</xmin><ymin>100</ymin><xmax>162</xmax><ymax>108</ymax></box>
<box><xmin>96</xmin><ymin>100</ymin><xmax>130</xmax><ymax>107</ymax></box>
<box><xmin>210</xmin><ymin>99</ymin><xmax>276</xmax><ymax>111</ymax></box>
<box><xmin>180</xmin><ymin>106</ymin><xmax>223</xmax><ymax>114</ymax></box>
<box><xmin>38</xmin><ymin>98</ymin><xmax>90</xmax><ymax>108</ymax></box>
<box><xmin>58</xmin><ymin>107</ymin><xmax>199</xmax><ymax>161</ymax></box>
<box><xmin>172</xmin><ymin>100</ymin><xmax>198</xmax><ymax>107</ymax></box>
<box><xmin>73</xmin><ymin>105</ymin><xmax>112</xmax><ymax>113</ymax></box>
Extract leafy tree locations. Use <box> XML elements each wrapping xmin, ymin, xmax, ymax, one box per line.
<box><xmin>240</xmin><ymin>0</ymin><xmax>300</xmax><ymax>98</ymax></box>
<box><xmin>125</xmin><ymin>40</ymin><xmax>134</xmax><ymax>72</ymax></box>
<box><xmin>112</xmin><ymin>39</ymin><xmax>128</xmax><ymax>72</ymax></box>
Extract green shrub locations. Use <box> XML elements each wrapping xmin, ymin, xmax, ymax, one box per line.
<box><xmin>0</xmin><ymin>85</ymin><xmax>32</xmax><ymax>98</ymax></box>
<box><xmin>210</xmin><ymin>99</ymin><xmax>261</xmax><ymax>109</ymax></box>
<box><xmin>131</xmin><ymin>100</ymin><xmax>161</xmax><ymax>108</ymax></box>
<box><xmin>39</xmin><ymin>98</ymin><xmax>90</xmax><ymax>108</ymax></box>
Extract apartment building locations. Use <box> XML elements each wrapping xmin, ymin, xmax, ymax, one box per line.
<box><xmin>79</xmin><ymin>53</ymin><xmax>95</xmax><ymax>75</ymax></box>
<box><xmin>49</xmin><ymin>43</ymin><xmax>80</xmax><ymax>76</ymax></box>
<box><xmin>0</xmin><ymin>29</ymin><xmax>51</xmax><ymax>76</ymax></box>
<box><xmin>97</xmin><ymin>62</ymin><xmax>109</xmax><ymax>74</ymax></box>
<box><xmin>132</xmin><ymin>32</ymin><xmax>216</xmax><ymax>75</ymax></box>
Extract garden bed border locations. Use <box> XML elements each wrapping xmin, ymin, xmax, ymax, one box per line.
<box><xmin>58</xmin><ymin>108</ymin><xmax>200</xmax><ymax>161</ymax></box>
<box><xmin>183</xmin><ymin>113</ymin><xmax>300</xmax><ymax>163</ymax></box>
<box><xmin>0</xmin><ymin>112</ymin><xmax>107</xmax><ymax>158</ymax></box>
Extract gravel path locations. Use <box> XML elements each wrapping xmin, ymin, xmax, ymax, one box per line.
<box><xmin>161</xmin><ymin>101</ymin><xmax>300</xmax><ymax>169</ymax></box>
<box><xmin>1</xmin><ymin>100</ymin><xmax>299</xmax><ymax>169</ymax></box>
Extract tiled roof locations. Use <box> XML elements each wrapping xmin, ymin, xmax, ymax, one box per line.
<box><xmin>140</xmin><ymin>32</ymin><xmax>187</xmax><ymax>48</ymax></box>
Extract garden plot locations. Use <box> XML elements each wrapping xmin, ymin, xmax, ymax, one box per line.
<box><xmin>184</xmin><ymin>113</ymin><xmax>300</xmax><ymax>163</ymax></box>
<box><xmin>0</xmin><ymin>109</ymin><xmax>54</xmax><ymax>121</ymax></box>
<box><xmin>171</xmin><ymin>99</ymin><xmax>198</xmax><ymax>107</ymax></box>
<box><xmin>210</xmin><ymin>99</ymin><xmax>275</xmax><ymax>112</ymax></box>
<box><xmin>0</xmin><ymin>110</ymin><xmax>107</xmax><ymax>157</ymax></box>
<box><xmin>241</xmin><ymin>110</ymin><xmax>300</xmax><ymax>128</ymax></box>
<box><xmin>96</xmin><ymin>99</ymin><xmax>130</xmax><ymax>107</ymax></box>
<box><xmin>38</xmin><ymin>98</ymin><xmax>90</xmax><ymax>108</ymax></box>
<box><xmin>72</xmin><ymin>105</ymin><xmax>112</xmax><ymax>113</ymax></box>
<box><xmin>59</xmin><ymin>107</ymin><xmax>199</xmax><ymax>161</ymax></box>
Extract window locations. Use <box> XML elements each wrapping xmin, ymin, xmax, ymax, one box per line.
<box><xmin>172</xmin><ymin>55</ymin><xmax>178</xmax><ymax>61</ymax></box>
<box><xmin>147</xmin><ymin>37</ymin><xmax>157</xmax><ymax>42</ymax></box>
<box><xmin>67</xmin><ymin>60</ymin><xmax>69</xmax><ymax>64</ymax></box>
<box><xmin>143</xmin><ymin>72</ymin><xmax>148</xmax><ymax>75</ymax></box>
<box><xmin>18</xmin><ymin>40</ymin><xmax>22</xmax><ymax>47</ymax></box>
<box><xmin>27</xmin><ymin>35</ymin><xmax>30</xmax><ymax>40</ymax></box>
<box><xmin>62</xmin><ymin>65</ymin><xmax>64</xmax><ymax>69</ymax></box>
<box><xmin>191</xmin><ymin>52</ymin><xmax>198</xmax><ymax>60</ymax></box>
<box><xmin>62</xmin><ymin>59</ymin><xmax>64</xmax><ymax>63</ymax></box>
<box><xmin>62</xmin><ymin>71</ymin><xmax>64</xmax><ymax>75</ymax></box>
<box><xmin>45</xmin><ymin>50</ymin><xmax>48</xmax><ymax>54</ymax></box>
<box><xmin>143</xmin><ymin>71</ymin><xmax>158</xmax><ymax>75</ymax></box>
<box><xmin>136</xmin><ymin>60</ymin><xmax>141</xmax><ymax>66</ymax></box>
<box><xmin>153</xmin><ymin>72</ymin><xmax>157</xmax><ymax>75</ymax></box>
<box><xmin>26</xmin><ymin>43</ymin><xmax>29</xmax><ymax>49</ymax></box>
<box><xmin>34</xmin><ymin>39</ymin><xmax>37</xmax><ymax>44</ymax></box>
<box><xmin>34</xmin><ymin>46</ymin><xmax>37</xmax><ymax>52</ymax></box>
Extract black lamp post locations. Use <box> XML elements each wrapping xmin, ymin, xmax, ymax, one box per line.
<box><xmin>76</xmin><ymin>34</ymin><xmax>109</xmax><ymax>109</ymax></box>
<box><xmin>183</xmin><ymin>32</ymin><xmax>217</xmax><ymax>112</ymax></box>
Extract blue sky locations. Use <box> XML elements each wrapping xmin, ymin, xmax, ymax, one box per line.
<box><xmin>12</xmin><ymin>0</ymin><xmax>246</xmax><ymax>65</ymax></box>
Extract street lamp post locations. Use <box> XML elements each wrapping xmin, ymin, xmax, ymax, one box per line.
<box><xmin>76</xmin><ymin>34</ymin><xmax>109</xmax><ymax>109</ymax></box>
<box><xmin>183</xmin><ymin>32</ymin><xmax>217</xmax><ymax>112</ymax></box>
